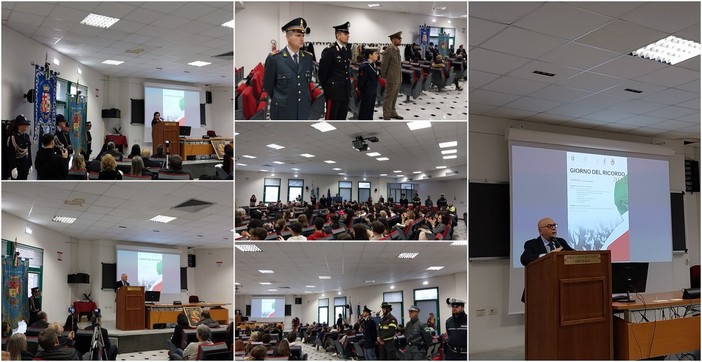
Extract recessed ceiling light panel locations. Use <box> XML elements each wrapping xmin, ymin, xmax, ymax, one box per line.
<box><xmin>80</xmin><ymin>13</ymin><xmax>120</xmax><ymax>28</ymax></box>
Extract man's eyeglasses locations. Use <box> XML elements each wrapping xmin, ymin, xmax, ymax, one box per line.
<box><xmin>540</xmin><ymin>223</ymin><xmax>558</xmax><ymax>229</ymax></box>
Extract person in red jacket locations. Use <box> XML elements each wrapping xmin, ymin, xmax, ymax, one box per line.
<box><xmin>306</xmin><ymin>217</ymin><xmax>328</xmax><ymax>240</ymax></box>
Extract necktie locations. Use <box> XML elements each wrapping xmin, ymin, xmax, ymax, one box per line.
<box><xmin>293</xmin><ymin>54</ymin><xmax>299</xmax><ymax>66</ymax></box>
<box><xmin>548</xmin><ymin>241</ymin><xmax>555</xmax><ymax>251</ymax></box>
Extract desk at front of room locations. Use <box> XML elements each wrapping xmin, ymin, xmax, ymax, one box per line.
<box><xmin>612</xmin><ymin>291</ymin><xmax>700</xmax><ymax>360</ymax></box>
<box><xmin>145</xmin><ymin>302</ymin><xmax>230</xmax><ymax>329</ymax></box>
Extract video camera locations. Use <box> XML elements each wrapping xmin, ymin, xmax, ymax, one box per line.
<box><xmin>68</xmin><ymin>307</ymin><xmax>76</xmax><ymax>314</ymax></box>
<box><xmin>94</xmin><ymin>308</ymin><xmax>101</xmax><ymax>318</ymax></box>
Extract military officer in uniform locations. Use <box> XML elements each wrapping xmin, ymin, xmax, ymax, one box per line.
<box><xmin>7</xmin><ymin>115</ymin><xmax>32</xmax><ymax>180</ymax></box>
<box><xmin>319</xmin><ymin>22</ymin><xmax>352</xmax><ymax>120</ymax></box>
<box><xmin>444</xmin><ymin>298</ymin><xmax>467</xmax><ymax>360</ymax></box>
<box><xmin>54</xmin><ymin>114</ymin><xmax>73</xmax><ymax>155</ymax></box>
<box><xmin>377</xmin><ymin>302</ymin><xmax>398</xmax><ymax>360</ymax></box>
<box><xmin>381</xmin><ymin>31</ymin><xmax>403</xmax><ymax>120</ymax></box>
<box><xmin>263</xmin><ymin>18</ymin><xmax>314</xmax><ymax>120</ymax></box>
<box><xmin>85</xmin><ymin>121</ymin><xmax>93</xmax><ymax>160</ymax></box>
<box><xmin>405</xmin><ymin>305</ymin><xmax>428</xmax><ymax>360</ymax></box>
<box><xmin>28</xmin><ymin>287</ymin><xmax>41</xmax><ymax>326</ymax></box>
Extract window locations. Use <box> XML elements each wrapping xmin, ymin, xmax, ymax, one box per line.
<box><xmin>414</xmin><ymin>287</ymin><xmax>440</xmax><ymax>334</ymax></box>
<box><xmin>383</xmin><ymin>290</ymin><xmax>404</xmax><ymax>325</ymax></box>
<box><xmin>339</xmin><ymin>181</ymin><xmax>352</xmax><ymax>202</ymax></box>
<box><xmin>288</xmin><ymin>179</ymin><xmax>304</xmax><ymax>202</ymax></box>
<box><xmin>334</xmin><ymin>296</ymin><xmax>347</xmax><ymax>324</ymax></box>
<box><xmin>263</xmin><ymin>178</ymin><xmax>281</xmax><ymax>203</ymax></box>
<box><xmin>358</xmin><ymin>182</ymin><xmax>371</xmax><ymax>203</ymax></box>
<box><xmin>3</xmin><ymin>240</ymin><xmax>43</xmax><ymax>298</ymax></box>
<box><xmin>318</xmin><ymin>298</ymin><xmax>329</xmax><ymax>325</ymax></box>
<box><xmin>387</xmin><ymin>183</ymin><xmax>416</xmax><ymax>203</ymax></box>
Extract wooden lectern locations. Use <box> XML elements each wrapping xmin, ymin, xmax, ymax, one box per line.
<box><xmin>152</xmin><ymin>122</ymin><xmax>180</xmax><ymax>156</ymax></box>
<box><xmin>525</xmin><ymin>251</ymin><xmax>612</xmax><ymax>360</ymax></box>
<box><xmin>116</xmin><ymin>286</ymin><xmax>145</xmax><ymax>331</ymax></box>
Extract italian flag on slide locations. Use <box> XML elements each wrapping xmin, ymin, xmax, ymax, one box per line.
<box><xmin>605</xmin><ymin>218</ymin><xmax>629</xmax><ymax>261</ymax></box>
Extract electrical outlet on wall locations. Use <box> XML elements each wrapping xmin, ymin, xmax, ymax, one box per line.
<box><xmin>489</xmin><ymin>308</ymin><xmax>498</xmax><ymax>316</ymax></box>
<box><xmin>475</xmin><ymin>308</ymin><xmax>486</xmax><ymax>317</ymax></box>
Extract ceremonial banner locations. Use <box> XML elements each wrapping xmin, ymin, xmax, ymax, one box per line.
<box><xmin>33</xmin><ymin>64</ymin><xmax>57</xmax><ymax>142</ymax></box>
<box><xmin>2</xmin><ymin>256</ymin><xmax>29</xmax><ymax>329</ymax></box>
<box><xmin>419</xmin><ymin>27</ymin><xmax>430</xmax><ymax>47</ymax></box>
<box><xmin>438</xmin><ymin>33</ymin><xmax>449</xmax><ymax>58</ymax></box>
<box><xmin>66</xmin><ymin>93</ymin><xmax>87</xmax><ymax>155</ymax></box>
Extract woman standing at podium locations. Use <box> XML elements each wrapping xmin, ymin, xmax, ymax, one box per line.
<box><xmin>151</xmin><ymin>112</ymin><xmax>163</xmax><ymax>125</ymax></box>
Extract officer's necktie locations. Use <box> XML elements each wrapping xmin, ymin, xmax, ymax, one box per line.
<box><xmin>293</xmin><ymin>54</ymin><xmax>299</xmax><ymax>69</ymax></box>
<box><xmin>548</xmin><ymin>241</ymin><xmax>555</xmax><ymax>251</ymax></box>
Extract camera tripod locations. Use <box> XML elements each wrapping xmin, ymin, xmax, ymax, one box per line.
<box><xmin>89</xmin><ymin>323</ymin><xmax>109</xmax><ymax>360</ymax></box>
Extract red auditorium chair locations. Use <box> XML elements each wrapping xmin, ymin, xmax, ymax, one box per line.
<box><xmin>309</xmin><ymin>83</ymin><xmax>326</xmax><ymax>120</ymax></box>
<box><xmin>189</xmin><ymin>295</ymin><xmax>200</xmax><ymax>303</ymax></box>
<box><xmin>242</xmin><ymin>87</ymin><xmax>266</xmax><ymax>120</ymax></box>
<box><xmin>349</xmin><ymin>78</ymin><xmax>362</xmax><ymax>118</ymax></box>
<box><xmin>691</xmin><ymin>265</ymin><xmax>700</xmax><ymax>288</ymax></box>
<box><xmin>376</xmin><ymin>77</ymin><xmax>386</xmax><ymax>106</ymax></box>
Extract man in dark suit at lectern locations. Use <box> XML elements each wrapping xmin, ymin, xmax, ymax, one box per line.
<box><xmin>114</xmin><ymin>273</ymin><xmax>130</xmax><ymax>292</ymax></box>
<box><xmin>520</xmin><ymin>217</ymin><xmax>574</xmax><ymax>266</ymax></box>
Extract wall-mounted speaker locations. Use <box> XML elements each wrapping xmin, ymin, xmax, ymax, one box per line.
<box><xmin>188</xmin><ymin>254</ymin><xmax>196</xmax><ymax>268</ymax></box>
<box><xmin>206</xmin><ymin>91</ymin><xmax>212</xmax><ymax>104</ymax></box>
<box><xmin>295</xmin><ymin>297</ymin><xmax>302</xmax><ymax>305</ymax></box>
<box><xmin>245</xmin><ymin>304</ymin><xmax>251</xmax><ymax>316</ymax></box>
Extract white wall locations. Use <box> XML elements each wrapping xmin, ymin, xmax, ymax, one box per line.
<box><xmin>2</xmin><ymin>25</ymin><xmax>233</xmax><ymax>163</ymax></box>
<box><xmin>235</xmin><ymin>170</ymin><xmax>467</xmax><ymax>216</ymax></box>
<box><xmin>2</xmin><ymin>213</ymin><xmax>73</xmax><ymax>324</ymax></box>
<box><xmin>2</xmin><ymin>212</ymin><xmax>234</xmax><ymax>324</ymax></box>
<box><xmin>235</xmin><ymin>2</ymin><xmax>468</xmax><ymax>76</ymax></box>
<box><xmin>468</xmin><ymin>115</ymin><xmax>701</xmax><ymax>353</ymax></box>
<box><xmin>236</xmin><ymin>272</ymin><xmax>466</xmax><ymax>330</ymax></box>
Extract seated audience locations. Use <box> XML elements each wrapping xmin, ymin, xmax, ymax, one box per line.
<box><xmin>286</xmin><ymin>221</ymin><xmax>307</xmax><ymax>240</ymax></box>
<box><xmin>7</xmin><ymin>333</ymin><xmax>33</xmax><ymax>360</ymax></box>
<box><xmin>297</xmin><ymin>214</ymin><xmax>309</xmax><ymax>228</ymax></box>
<box><xmin>164</xmin><ymin>155</ymin><xmax>193</xmax><ymax>180</ymax></box>
<box><xmin>141</xmin><ymin>148</ymin><xmax>161</xmax><ymax>168</ymax></box>
<box><xmin>98</xmin><ymin>142</ymin><xmax>123</xmax><ymax>162</ymax></box>
<box><xmin>153</xmin><ymin>144</ymin><xmax>166</xmax><ymax>158</ymax></box>
<box><xmin>84</xmin><ymin>315</ymin><xmax>118</xmax><ymax>360</ymax></box>
<box><xmin>30</xmin><ymin>311</ymin><xmax>49</xmax><ymax>329</ymax></box>
<box><xmin>171</xmin><ymin>313</ymin><xmax>190</xmax><ymax>351</ymax></box>
<box><xmin>198</xmin><ymin>311</ymin><xmax>219</xmax><ymax>328</ymax></box>
<box><xmin>35</xmin><ymin>329</ymin><xmax>82</xmax><ymax>360</ymax></box>
<box><xmin>47</xmin><ymin>322</ymin><xmax>74</xmax><ymax>348</ymax></box>
<box><xmin>250</xmin><ymin>227</ymin><xmax>268</xmax><ymax>240</ymax></box>
<box><xmin>353</xmin><ymin>223</ymin><xmax>370</xmax><ymax>240</ymax></box>
<box><xmin>370</xmin><ymin>221</ymin><xmax>385</xmax><ymax>239</ymax></box>
<box><xmin>306</xmin><ymin>217</ymin><xmax>328</xmax><ymax>240</ymax></box>
<box><xmin>183</xmin><ymin>325</ymin><xmax>212</xmax><ymax>360</ymax></box>
<box><xmin>35</xmin><ymin>133</ymin><xmax>69</xmax><ymax>180</ymax></box>
<box><xmin>247</xmin><ymin>345</ymin><xmax>267</xmax><ymax>360</ymax></box>
<box><xmin>222</xmin><ymin>144</ymin><xmax>233</xmax><ymax>175</ymax></box>
<box><xmin>128</xmin><ymin>156</ymin><xmax>152</xmax><ymax>178</ymax></box>
<box><xmin>127</xmin><ymin>144</ymin><xmax>141</xmax><ymax>159</ymax></box>
<box><xmin>98</xmin><ymin>154</ymin><xmax>122</xmax><ymax>180</ymax></box>
<box><xmin>275</xmin><ymin>339</ymin><xmax>291</xmax><ymax>358</ymax></box>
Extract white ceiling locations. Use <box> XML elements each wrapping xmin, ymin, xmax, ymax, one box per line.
<box><xmin>2</xmin><ymin>182</ymin><xmax>234</xmax><ymax>248</ymax></box>
<box><xmin>470</xmin><ymin>2</ymin><xmax>700</xmax><ymax>141</ymax></box>
<box><xmin>313</xmin><ymin>1</ymin><xmax>468</xmax><ymax>19</ymax></box>
<box><xmin>234</xmin><ymin>121</ymin><xmax>467</xmax><ymax>178</ymax></box>
<box><xmin>2</xmin><ymin>1</ymin><xmax>233</xmax><ymax>86</ymax></box>
<box><xmin>234</xmin><ymin>242</ymin><xmax>467</xmax><ymax>295</ymax></box>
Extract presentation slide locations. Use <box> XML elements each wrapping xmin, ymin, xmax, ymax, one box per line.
<box><xmin>144</xmin><ymin>83</ymin><xmax>202</xmax><ymax>143</ymax></box>
<box><xmin>250</xmin><ymin>297</ymin><xmax>285</xmax><ymax>321</ymax></box>
<box><xmin>116</xmin><ymin>248</ymin><xmax>181</xmax><ymax>294</ymax></box>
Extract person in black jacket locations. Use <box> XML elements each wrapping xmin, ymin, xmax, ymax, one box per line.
<box><xmin>28</xmin><ymin>287</ymin><xmax>41</xmax><ymax>326</ymax></box>
<box><xmin>444</xmin><ymin>298</ymin><xmax>467</xmax><ymax>360</ymax></box>
<box><xmin>114</xmin><ymin>273</ymin><xmax>130</xmax><ymax>292</ymax></box>
<box><xmin>520</xmin><ymin>217</ymin><xmax>574</xmax><ymax>266</ymax></box>
<box><xmin>357</xmin><ymin>48</ymin><xmax>379</xmax><ymax>120</ymax></box>
<box><xmin>35</xmin><ymin>329</ymin><xmax>82</xmax><ymax>360</ymax></box>
<box><xmin>35</xmin><ymin>133</ymin><xmax>69</xmax><ymax>180</ymax></box>
<box><xmin>377</xmin><ymin>302</ymin><xmax>398</xmax><ymax>360</ymax></box>
<box><xmin>7</xmin><ymin>115</ymin><xmax>32</xmax><ymax>180</ymax></box>
<box><xmin>360</xmin><ymin>307</ymin><xmax>377</xmax><ymax>360</ymax></box>
<box><xmin>319</xmin><ymin>22</ymin><xmax>352</xmax><ymax>120</ymax></box>
<box><xmin>54</xmin><ymin>114</ymin><xmax>73</xmax><ymax>155</ymax></box>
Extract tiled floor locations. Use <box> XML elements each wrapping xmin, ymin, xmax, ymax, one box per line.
<box><xmin>469</xmin><ymin>346</ymin><xmax>524</xmax><ymax>360</ymax></box>
<box><xmin>116</xmin><ymin>349</ymin><xmax>169</xmax><ymax>361</ymax></box>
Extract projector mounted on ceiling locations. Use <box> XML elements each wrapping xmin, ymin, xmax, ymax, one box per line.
<box><xmin>352</xmin><ymin>136</ymin><xmax>379</xmax><ymax>152</ymax></box>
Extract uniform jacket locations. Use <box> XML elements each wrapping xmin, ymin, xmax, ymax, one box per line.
<box><xmin>263</xmin><ymin>47</ymin><xmax>313</xmax><ymax>120</ymax></box>
<box><xmin>7</xmin><ymin>132</ymin><xmax>32</xmax><ymax>171</ymax></box>
<box><xmin>319</xmin><ymin>42</ymin><xmax>352</xmax><ymax>100</ymax></box>
<box><xmin>361</xmin><ymin>317</ymin><xmax>377</xmax><ymax>349</ymax></box>
<box><xmin>54</xmin><ymin>129</ymin><xmax>72</xmax><ymax>153</ymax></box>
<box><xmin>377</xmin><ymin>312</ymin><xmax>398</xmax><ymax>340</ymax></box>
<box><xmin>445</xmin><ymin>312</ymin><xmax>467</xmax><ymax>348</ymax></box>
<box><xmin>381</xmin><ymin>45</ymin><xmax>402</xmax><ymax>84</ymax></box>
<box><xmin>405</xmin><ymin>317</ymin><xmax>426</xmax><ymax>347</ymax></box>
<box><xmin>358</xmin><ymin>61</ymin><xmax>379</xmax><ymax>98</ymax></box>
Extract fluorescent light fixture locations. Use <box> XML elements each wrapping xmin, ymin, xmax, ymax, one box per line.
<box><xmin>236</xmin><ymin>163</ymin><xmax>247</xmax><ymax>166</ymax></box>
<box><xmin>393</xmin><ymin>170</ymin><xmax>402</xmax><ymax>173</ymax></box>
<box><xmin>423</xmin><ymin>281</ymin><xmax>429</xmax><ymax>285</ymax></box>
<box><xmin>187</xmin><ymin>61</ymin><xmax>211</xmax><ymax>67</ymax></box>
<box><xmin>343</xmin><ymin>176</ymin><xmax>348</xmax><ymax>180</ymax></box>
<box><xmin>339</xmin><ymin>173</ymin><xmax>345</xmax><ymax>175</ymax></box>
<box><xmin>150</xmin><ymin>215</ymin><xmax>176</xmax><ymax>223</ymax></box>
<box><xmin>427</xmin><ymin>266</ymin><xmax>444</xmax><ymax>270</ymax></box>
<box><xmin>407</xmin><ymin>121</ymin><xmax>431</xmax><ymax>130</ymax></box>
<box><xmin>273</xmin><ymin>161</ymin><xmax>285</xmax><ymax>164</ymax></box>
<box><xmin>376</xmin><ymin>157</ymin><xmax>389</xmax><ymax>161</ymax></box>
<box><xmin>234</xmin><ymin>132</ymin><xmax>239</xmax><ymax>136</ymax></box>
<box><xmin>448</xmin><ymin>20</ymin><xmax>451</xmax><ymax>24</ymax></box>
<box><xmin>443</xmin><ymin>155</ymin><xmax>457</xmax><ymax>159</ymax></box>
<box><xmin>235</xmin><ymin>244</ymin><xmax>262</xmax><ymax>252</ymax></box>
<box><xmin>337</xmin><ymin>291</ymin><xmax>341</xmax><ymax>295</ymax></box>
<box><xmin>310</xmin><ymin>121</ymin><xmax>336</xmax><ymax>132</ymax></box>
<box><xmin>291</xmin><ymin>168</ymin><xmax>300</xmax><ymax>171</ymax></box>
<box><xmin>259</xmin><ymin>282</ymin><xmax>272</xmax><ymax>285</ymax></box>
<box><xmin>305</xmin><ymin>285</ymin><xmax>316</xmax><ymax>288</ymax></box>
<box><xmin>398</xmin><ymin>252</ymin><xmax>419</xmax><ymax>259</ymax></box>
<box><xmin>324</xmin><ymin>160</ymin><xmax>336</xmax><ymax>164</ymax></box>
<box><xmin>234</xmin><ymin>282</ymin><xmax>240</xmax><ymax>285</ymax></box>
<box><xmin>318</xmin><ymin>276</ymin><xmax>331</xmax><ymax>280</ymax></box>
<box><xmin>366</xmin><ymin>152</ymin><xmax>381</xmax><ymax>157</ymax></box>
<box><xmin>300</xmin><ymin>153</ymin><xmax>315</xmax><ymax>158</ymax></box>
<box><xmin>333</xmin><ymin>168</ymin><xmax>342</xmax><ymax>171</ymax></box>
<box><xmin>390</xmin><ymin>285</ymin><xmax>396</xmax><ymax>289</ymax></box>
<box><xmin>25</xmin><ymin>226</ymin><xmax>32</xmax><ymax>235</ymax></box>
<box><xmin>413</xmin><ymin>171</ymin><xmax>422</xmax><ymax>174</ymax></box>
<box><xmin>259</xmin><ymin>169</ymin><xmax>268</xmax><ymax>172</ymax></box>
<box><xmin>368</xmin><ymin>3</ymin><xmax>381</xmax><ymax>7</ymax></box>
<box><xmin>436</xmin><ymin>165</ymin><xmax>447</xmax><ymax>169</ymax></box>
<box><xmin>258</xmin><ymin>270</ymin><xmax>275</xmax><ymax>274</ymax></box>
<box><xmin>439</xmin><ymin>141</ymin><xmax>457</xmax><ymax>148</ymax></box>
<box><xmin>294</xmin><ymin>174</ymin><xmax>298</xmax><ymax>177</ymax></box>
<box><xmin>363</xmin><ymin>178</ymin><xmax>367</xmax><ymax>181</ymax></box>
<box><xmin>451</xmin><ymin>241</ymin><xmax>467</xmax><ymax>246</ymax></box>
<box><xmin>441</xmin><ymin>149</ymin><xmax>457</xmax><ymax>155</ymax></box>
<box><xmin>437</xmin><ymin>6</ymin><xmax>447</xmax><ymax>10</ymax></box>
<box><xmin>80</xmin><ymin>13</ymin><xmax>120</xmax><ymax>28</ymax></box>
<box><xmin>267</xmin><ymin>143</ymin><xmax>285</xmax><ymax>150</ymax></box>
<box><xmin>630</xmin><ymin>35</ymin><xmax>702</xmax><ymax>65</ymax></box>
<box><xmin>242</xmin><ymin>155</ymin><xmax>256</xmax><ymax>159</ymax></box>
<box><xmin>304</xmin><ymin>291</ymin><xmax>313</xmax><ymax>293</ymax></box>
<box><xmin>380</xmin><ymin>173</ymin><xmax>387</xmax><ymax>176</ymax></box>
<box><xmin>364</xmin><ymin>280</ymin><xmax>375</xmax><ymax>283</ymax></box>
<box><xmin>432</xmin><ymin>18</ymin><xmax>436</xmax><ymax>22</ymax></box>
<box><xmin>221</xmin><ymin>19</ymin><xmax>235</xmax><ymax>28</ymax></box>
<box><xmin>268</xmin><ymin>289</ymin><xmax>278</xmax><ymax>292</ymax></box>
<box><xmin>77</xmin><ymin>68</ymin><xmax>82</xmax><ymax>75</ymax></box>
<box><xmin>53</xmin><ymin>58</ymin><xmax>60</xmax><ymax>65</ymax></box>
<box><xmin>102</xmin><ymin>59</ymin><xmax>124</xmax><ymax>65</ymax></box>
